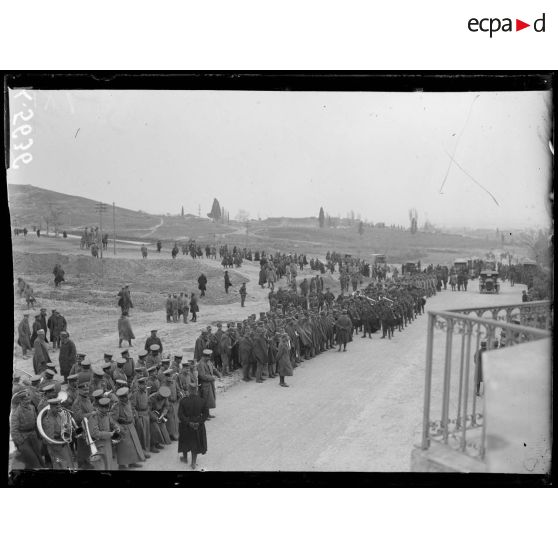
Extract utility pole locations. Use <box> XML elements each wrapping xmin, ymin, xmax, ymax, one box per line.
<box><xmin>113</xmin><ymin>202</ymin><xmax>116</xmax><ymax>255</ymax></box>
<box><xmin>95</xmin><ymin>202</ymin><xmax>107</xmax><ymax>258</ymax></box>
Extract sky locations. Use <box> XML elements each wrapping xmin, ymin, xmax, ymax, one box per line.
<box><xmin>7</xmin><ymin>88</ymin><xmax>553</xmax><ymax>229</ymax></box>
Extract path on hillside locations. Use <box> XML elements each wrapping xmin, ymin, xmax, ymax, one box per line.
<box><xmin>139</xmin><ymin>217</ymin><xmax>165</xmax><ymax>238</ymax></box>
<box><xmin>141</xmin><ymin>281</ymin><xmax>525</xmax><ymax>472</ymax></box>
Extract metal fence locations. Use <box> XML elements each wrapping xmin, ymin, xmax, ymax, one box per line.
<box><xmin>420</xmin><ymin>301</ymin><xmax>552</xmax><ymax>460</ymax></box>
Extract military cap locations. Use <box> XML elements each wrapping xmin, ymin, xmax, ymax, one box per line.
<box><xmin>37</xmin><ymin>329</ymin><xmax>45</xmax><ymax>335</ymax></box>
<box><xmin>216</xmin><ymin>322</ymin><xmax>222</xmax><ymax>327</ymax></box>
<box><xmin>136</xmin><ymin>366</ymin><xmax>146</xmax><ymax>373</ymax></box>
<box><xmin>158</xmin><ymin>386</ymin><xmax>171</xmax><ymax>398</ymax></box>
<box><xmin>150</xmin><ymin>329</ymin><xmax>158</xmax><ymax>333</ymax></box>
<box><xmin>41</xmin><ymin>384</ymin><xmax>56</xmax><ymax>393</ymax></box>
<box><xmin>115</xmin><ymin>379</ymin><xmax>128</xmax><ymax>386</ymax></box>
<box><xmin>94</xmin><ymin>369</ymin><xmax>106</xmax><ymax>377</ymax></box>
<box><xmin>81</xmin><ymin>359</ymin><xmax>91</xmax><ymax>367</ymax></box>
<box><xmin>174</xmin><ymin>354</ymin><xmax>183</xmax><ymax>360</ymax></box>
<box><xmin>136</xmin><ymin>376</ymin><xmax>147</xmax><ymax>383</ymax></box>
<box><xmin>120</xmin><ymin>349</ymin><xmax>129</xmax><ymax>355</ymax></box>
<box><xmin>116</xmin><ymin>387</ymin><xmax>129</xmax><ymax>397</ymax></box>
<box><xmin>147</xmin><ymin>365</ymin><xmax>158</xmax><ymax>373</ymax></box>
<box><xmin>53</xmin><ymin>374</ymin><xmax>64</xmax><ymax>383</ymax></box>
<box><xmin>23</xmin><ymin>312</ymin><xmax>30</xmax><ymax>317</ymax></box>
<box><xmin>92</xmin><ymin>389</ymin><xmax>104</xmax><ymax>399</ymax></box>
<box><xmin>60</xmin><ymin>331</ymin><xmax>69</xmax><ymax>337</ymax></box>
<box><xmin>236</xmin><ymin>322</ymin><xmax>242</xmax><ymax>327</ymax></box>
<box><xmin>101</xmin><ymin>362</ymin><xmax>112</xmax><ymax>370</ymax></box>
<box><xmin>161</xmin><ymin>357</ymin><xmax>170</xmax><ymax>363</ymax></box>
<box><xmin>181</xmin><ymin>362</ymin><xmax>190</xmax><ymax>368</ymax></box>
<box><xmin>98</xmin><ymin>397</ymin><xmax>111</xmax><ymax>407</ymax></box>
<box><xmin>202</xmin><ymin>349</ymin><xmax>213</xmax><ymax>356</ymax></box>
<box><xmin>77</xmin><ymin>373</ymin><xmax>91</xmax><ymax>387</ymax></box>
<box><xmin>103</xmin><ymin>352</ymin><xmax>113</xmax><ymax>358</ymax></box>
<box><xmin>149</xmin><ymin>344</ymin><xmax>160</xmax><ymax>351</ymax></box>
<box><xmin>188</xmin><ymin>359</ymin><xmax>195</xmax><ymax>365</ymax></box>
<box><xmin>40</xmin><ymin>308</ymin><xmax>47</xmax><ymax>312</ymax></box>
<box><xmin>12</xmin><ymin>389</ymin><xmax>30</xmax><ymax>402</ymax></box>
<box><xmin>138</xmin><ymin>349</ymin><xmax>148</xmax><ymax>357</ymax></box>
<box><xmin>47</xmin><ymin>397</ymin><xmax>62</xmax><ymax>405</ymax></box>
<box><xmin>116</xmin><ymin>358</ymin><xmax>127</xmax><ymax>365</ymax></box>
<box><xmin>206</xmin><ymin>326</ymin><xmax>212</xmax><ymax>331</ymax></box>
<box><xmin>45</xmin><ymin>367</ymin><xmax>56</xmax><ymax>375</ymax></box>
<box><xmin>30</xmin><ymin>374</ymin><xmax>43</xmax><ymax>383</ymax></box>
<box><xmin>77</xmin><ymin>352</ymin><xmax>87</xmax><ymax>358</ymax></box>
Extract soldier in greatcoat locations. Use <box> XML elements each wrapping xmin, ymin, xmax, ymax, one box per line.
<box><xmin>197</xmin><ymin>349</ymin><xmax>220</xmax><ymax>416</ymax></box>
<box><xmin>10</xmin><ymin>390</ymin><xmax>45</xmax><ymax>468</ymax></box>
<box><xmin>32</xmin><ymin>329</ymin><xmax>51</xmax><ymax>374</ymax></box>
<box><xmin>111</xmin><ymin>387</ymin><xmax>145</xmax><ymax>468</ymax></box>
<box><xmin>58</xmin><ymin>331</ymin><xmax>76</xmax><ymax>379</ymax></box>
<box><xmin>17</xmin><ymin>313</ymin><xmax>32</xmax><ymax>358</ymax></box>
<box><xmin>88</xmin><ymin>397</ymin><xmax>120</xmax><ymax>470</ymax></box>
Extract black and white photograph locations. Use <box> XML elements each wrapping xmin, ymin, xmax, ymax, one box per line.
<box><xmin>6</xmin><ymin>74</ymin><xmax>553</xmax><ymax>482</ymax></box>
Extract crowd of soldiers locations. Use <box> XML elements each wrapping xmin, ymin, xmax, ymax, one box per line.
<box><xmin>11</xmin><ymin>328</ymin><xmax>214</xmax><ymax>471</ymax></box>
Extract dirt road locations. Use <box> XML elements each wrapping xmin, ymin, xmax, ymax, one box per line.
<box><xmin>141</xmin><ymin>281</ymin><xmax>524</xmax><ymax>472</ymax></box>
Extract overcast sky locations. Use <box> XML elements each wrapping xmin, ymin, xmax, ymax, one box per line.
<box><xmin>7</xmin><ymin>88</ymin><xmax>552</xmax><ymax>229</ymax></box>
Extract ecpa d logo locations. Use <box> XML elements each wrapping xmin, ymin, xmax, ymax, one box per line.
<box><xmin>468</xmin><ymin>13</ymin><xmax>545</xmax><ymax>37</ymax></box>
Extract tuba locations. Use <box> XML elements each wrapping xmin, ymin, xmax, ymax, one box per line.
<box><xmin>37</xmin><ymin>391</ymin><xmax>79</xmax><ymax>445</ymax></box>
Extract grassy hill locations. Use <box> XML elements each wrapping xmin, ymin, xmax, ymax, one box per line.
<box><xmin>7</xmin><ymin>184</ymin><xmax>237</xmax><ymax>241</ymax></box>
<box><xmin>8</xmin><ymin>183</ymin><xmax>161</xmax><ymax>232</ymax></box>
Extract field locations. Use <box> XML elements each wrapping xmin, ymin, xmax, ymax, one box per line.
<box><xmin>9</xmin><ymin>183</ymin><xmax>528</xmax><ymax>265</ymax></box>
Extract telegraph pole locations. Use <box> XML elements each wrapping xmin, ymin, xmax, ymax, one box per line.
<box><xmin>113</xmin><ymin>202</ymin><xmax>116</xmax><ymax>255</ymax></box>
<box><xmin>95</xmin><ymin>202</ymin><xmax>107</xmax><ymax>258</ymax></box>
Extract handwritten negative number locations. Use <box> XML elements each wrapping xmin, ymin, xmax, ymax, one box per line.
<box><xmin>14</xmin><ymin>138</ymin><xmax>34</xmax><ymax>150</ymax></box>
<box><xmin>13</xmin><ymin>124</ymin><xmax>32</xmax><ymax>137</ymax></box>
<box><xmin>13</xmin><ymin>109</ymin><xmax>34</xmax><ymax>124</ymax></box>
<box><xmin>12</xmin><ymin>152</ymin><xmax>33</xmax><ymax>169</ymax></box>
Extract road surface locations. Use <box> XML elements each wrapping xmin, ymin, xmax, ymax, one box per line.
<box><xmin>142</xmin><ymin>281</ymin><xmax>525</xmax><ymax>472</ymax></box>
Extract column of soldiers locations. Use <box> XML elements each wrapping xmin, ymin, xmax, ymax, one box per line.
<box><xmin>10</xmin><ymin>332</ymin><xmax>211</xmax><ymax>471</ymax></box>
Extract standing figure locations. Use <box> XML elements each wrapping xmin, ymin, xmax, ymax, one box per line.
<box><xmin>118</xmin><ymin>312</ymin><xmax>135</xmax><ymax>348</ymax></box>
<box><xmin>190</xmin><ymin>293</ymin><xmax>199</xmax><ymax>322</ymax></box>
<box><xmin>40</xmin><ymin>396</ymin><xmax>75</xmax><ymax>469</ymax></box>
<box><xmin>141</xmin><ymin>245</ymin><xmax>148</xmax><ymax>259</ymax></box>
<box><xmin>335</xmin><ymin>310</ymin><xmax>353</xmax><ymax>352</ymax></box>
<box><xmin>10</xmin><ymin>390</ymin><xmax>45</xmax><ymax>469</ymax></box>
<box><xmin>88</xmin><ymin>397</ymin><xmax>120</xmax><ymax>470</ymax></box>
<box><xmin>111</xmin><ymin>387</ymin><xmax>145</xmax><ymax>469</ymax></box>
<box><xmin>58</xmin><ymin>331</ymin><xmax>77</xmax><ymax>380</ymax></box>
<box><xmin>239</xmin><ymin>282</ymin><xmax>247</xmax><ymax>307</ymax></box>
<box><xmin>197</xmin><ymin>350</ymin><xmax>219</xmax><ymax>418</ymax></box>
<box><xmin>32</xmin><ymin>329</ymin><xmax>51</xmax><ymax>374</ymax></box>
<box><xmin>177</xmin><ymin>384</ymin><xmax>208</xmax><ymax>470</ymax></box>
<box><xmin>53</xmin><ymin>263</ymin><xmax>65</xmax><ymax>287</ymax></box>
<box><xmin>276</xmin><ymin>334</ymin><xmax>293</xmax><ymax>387</ymax></box>
<box><xmin>224</xmin><ymin>271</ymin><xmax>232</xmax><ymax>294</ymax></box>
<box><xmin>198</xmin><ymin>273</ymin><xmax>208</xmax><ymax>297</ymax></box>
<box><xmin>17</xmin><ymin>313</ymin><xmax>32</xmax><ymax>358</ymax></box>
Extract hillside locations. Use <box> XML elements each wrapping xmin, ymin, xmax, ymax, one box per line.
<box><xmin>8</xmin><ymin>183</ymin><xmax>161</xmax><ymax>232</ymax></box>
<box><xmin>7</xmin><ymin>184</ymin><xmax>236</xmax><ymax>241</ymax></box>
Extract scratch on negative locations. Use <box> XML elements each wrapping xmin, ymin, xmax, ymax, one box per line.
<box><xmin>439</xmin><ymin>94</ymin><xmax>481</xmax><ymax>194</ymax></box>
<box><xmin>75</xmin><ymin>128</ymin><xmax>80</xmax><ymax>138</ymax></box>
<box><xmin>444</xmin><ymin>149</ymin><xmax>500</xmax><ymax>207</ymax></box>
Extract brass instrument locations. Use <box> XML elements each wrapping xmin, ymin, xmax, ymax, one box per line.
<box><xmin>111</xmin><ymin>428</ymin><xmax>122</xmax><ymax>445</ymax></box>
<box><xmin>154</xmin><ymin>411</ymin><xmax>168</xmax><ymax>424</ymax></box>
<box><xmin>36</xmin><ymin>391</ymin><xmax>79</xmax><ymax>446</ymax></box>
<box><xmin>82</xmin><ymin>416</ymin><xmax>101</xmax><ymax>462</ymax></box>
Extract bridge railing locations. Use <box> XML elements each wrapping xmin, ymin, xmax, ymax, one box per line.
<box><xmin>421</xmin><ymin>301</ymin><xmax>552</xmax><ymax>460</ymax></box>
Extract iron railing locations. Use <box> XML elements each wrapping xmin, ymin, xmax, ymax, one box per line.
<box><xmin>421</xmin><ymin>301</ymin><xmax>552</xmax><ymax>460</ymax></box>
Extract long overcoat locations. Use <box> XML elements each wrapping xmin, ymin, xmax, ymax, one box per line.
<box><xmin>177</xmin><ymin>394</ymin><xmax>208</xmax><ymax>454</ymax></box>
<box><xmin>197</xmin><ymin>359</ymin><xmax>217</xmax><ymax>409</ymax></box>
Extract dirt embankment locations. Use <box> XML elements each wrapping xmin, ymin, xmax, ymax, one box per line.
<box><xmin>13</xmin><ymin>252</ymin><xmax>249</xmax><ymax>312</ymax></box>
